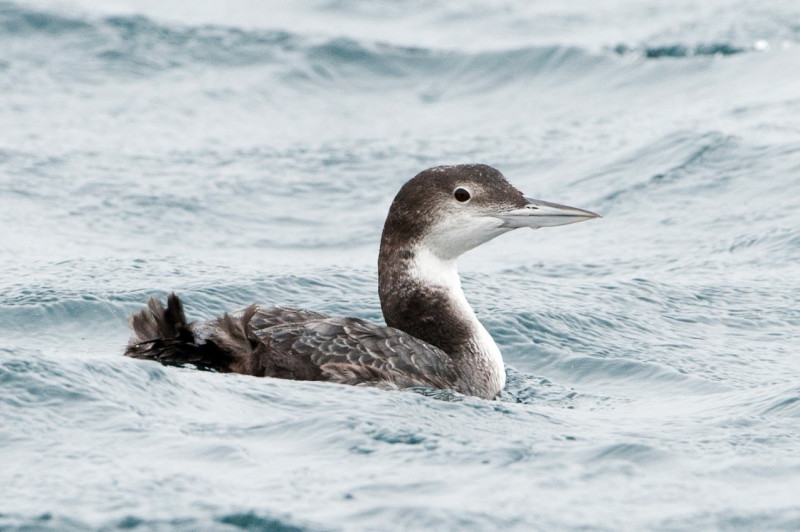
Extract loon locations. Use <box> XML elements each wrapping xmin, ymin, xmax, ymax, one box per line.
<box><xmin>125</xmin><ymin>164</ymin><xmax>599</xmax><ymax>399</ymax></box>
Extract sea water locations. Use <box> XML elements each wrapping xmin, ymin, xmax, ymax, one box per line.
<box><xmin>1</xmin><ymin>0</ymin><xmax>799</xmax><ymax>529</ymax></box>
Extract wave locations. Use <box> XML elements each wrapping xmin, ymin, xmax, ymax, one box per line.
<box><xmin>0</xmin><ymin>2</ymin><xmax>93</xmax><ymax>34</ymax></box>
<box><xmin>0</xmin><ymin>512</ymin><xmax>310</xmax><ymax>531</ymax></box>
<box><xmin>0</xmin><ymin>3</ymin><xmax>297</xmax><ymax>73</ymax></box>
<box><xmin>612</xmin><ymin>42</ymin><xmax>747</xmax><ymax>59</ymax></box>
<box><xmin>0</xmin><ymin>2</ymin><xmax>757</xmax><ymax>87</ymax></box>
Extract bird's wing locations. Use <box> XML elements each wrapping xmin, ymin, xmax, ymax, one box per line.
<box><xmin>249</xmin><ymin>306</ymin><xmax>329</xmax><ymax>329</ymax></box>
<box><xmin>253</xmin><ymin>314</ymin><xmax>460</xmax><ymax>390</ymax></box>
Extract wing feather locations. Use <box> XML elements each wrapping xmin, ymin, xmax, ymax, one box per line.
<box><xmin>251</xmin><ymin>314</ymin><xmax>460</xmax><ymax>390</ymax></box>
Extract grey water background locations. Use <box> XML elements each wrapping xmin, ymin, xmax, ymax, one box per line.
<box><xmin>1</xmin><ymin>0</ymin><xmax>799</xmax><ymax>529</ymax></box>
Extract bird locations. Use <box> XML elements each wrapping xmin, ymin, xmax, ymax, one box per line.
<box><xmin>124</xmin><ymin>164</ymin><xmax>599</xmax><ymax>399</ymax></box>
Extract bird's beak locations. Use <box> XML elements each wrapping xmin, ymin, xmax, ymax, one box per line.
<box><xmin>494</xmin><ymin>197</ymin><xmax>601</xmax><ymax>229</ymax></box>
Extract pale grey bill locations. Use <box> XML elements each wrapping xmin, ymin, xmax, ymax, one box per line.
<box><xmin>494</xmin><ymin>197</ymin><xmax>601</xmax><ymax>229</ymax></box>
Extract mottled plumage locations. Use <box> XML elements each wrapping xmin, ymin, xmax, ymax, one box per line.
<box><xmin>127</xmin><ymin>296</ymin><xmax>462</xmax><ymax>390</ymax></box>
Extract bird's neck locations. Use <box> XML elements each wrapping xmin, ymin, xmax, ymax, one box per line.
<box><xmin>378</xmin><ymin>243</ymin><xmax>505</xmax><ymax>397</ymax></box>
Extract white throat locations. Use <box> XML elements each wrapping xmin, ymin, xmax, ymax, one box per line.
<box><xmin>408</xmin><ymin>245</ymin><xmax>506</xmax><ymax>393</ymax></box>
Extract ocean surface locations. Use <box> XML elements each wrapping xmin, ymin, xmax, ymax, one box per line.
<box><xmin>1</xmin><ymin>0</ymin><xmax>799</xmax><ymax>530</ymax></box>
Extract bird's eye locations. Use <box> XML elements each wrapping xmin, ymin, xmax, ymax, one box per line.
<box><xmin>454</xmin><ymin>188</ymin><xmax>471</xmax><ymax>202</ymax></box>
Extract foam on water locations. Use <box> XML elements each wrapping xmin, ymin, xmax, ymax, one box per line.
<box><xmin>1</xmin><ymin>0</ymin><xmax>800</xmax><ymax>530</ymax></box>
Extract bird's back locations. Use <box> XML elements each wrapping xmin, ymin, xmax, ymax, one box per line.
<box><xmin>125</xmin><ymin>294</ymin><xmax>462</xmax><ymax>392</ymax></box>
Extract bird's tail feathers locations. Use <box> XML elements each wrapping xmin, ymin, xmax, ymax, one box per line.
<box><xmin>125</xmin><ymin>293</ymin><xmax>231</xmax><ymax>371</ymax></box>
